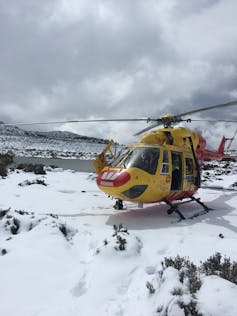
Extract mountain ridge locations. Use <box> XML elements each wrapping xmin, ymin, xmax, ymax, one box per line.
<box><xmin>0</xmin><ymin>123</ymin><xmax>109</xmax><ymax>144</ymax></box>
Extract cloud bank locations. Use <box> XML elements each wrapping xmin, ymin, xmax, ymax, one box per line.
<box><xmin>0</xmin><ymin>0</ymin><xmax>236</xmax><ymax>146</ymax></box>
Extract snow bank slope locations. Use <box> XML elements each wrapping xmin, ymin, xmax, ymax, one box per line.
<box><xmin>0</xmin><ymin>164</ymin><xmax>237</xmax><ymax>316</ymax></box>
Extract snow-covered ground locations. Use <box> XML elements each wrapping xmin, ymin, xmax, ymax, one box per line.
<box><xmin>0</xmin><ymin>162</ymin><xmax>237</xmax><ymax>316</ymax></box>
<box><xmin>0</xmin><ymin>125</ymin><xmax>112</xmax><ymax>159</ymax></box>
<box><xmin>0</xmin><ymin>134</ymin><xmax>107</xmax><ymax>159</ymax></box>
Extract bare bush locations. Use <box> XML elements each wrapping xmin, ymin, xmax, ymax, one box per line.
<box><xmin>201</xmin><ymin>252</ymin><xmax>237</xmax><ymax>285</ymax></box>
<box><xmin>0</xmin><ymin>163</ymin><xmax>8</xmax><ymax>177</ymax></box>
<box><xmin>16</xmin><ymin>163</ymin><xmax>46</xmax><ymax>174</ymax></box>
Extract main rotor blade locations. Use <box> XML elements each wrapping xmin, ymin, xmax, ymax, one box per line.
<box><xmin>2</xmin><ymin>118</ymin><xmax>149</xmax><ymax>127</ymax></box>
<box><xmin>175</xmin><ymin>100</ymin><xmax>237</xmax><ymax>118</ymax></box>
<box><xmin>134</xmin><ymin>121</ymin><xmax>162</xmax><ymax>136</ymax></box>
<box><xmin>191</xmin><ymin>119</ymin><xmax>237</xmax><ymax>123</ymax></box>
<box><xmin>134</xmin><ymin>100</ymin><xmax>237</xmax><ymax>136</ymax></box>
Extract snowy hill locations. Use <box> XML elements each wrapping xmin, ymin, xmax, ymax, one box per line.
<box><xmin>0</xmin><ymin>124</ymin><xmax>110</xmax><ymax>159</ymax></box>
<box><xmin>0</xmin><ymin>124</ymin><xmax>109</xmax><ymax>143</ymax></box>
<box><xmin>0</xmin><ymin>161</ymin><xmax>237</xmax><ymax>315</ymax></box>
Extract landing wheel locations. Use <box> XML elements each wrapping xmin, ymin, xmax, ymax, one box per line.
<box><xmin>113</xmin><ymin>199</ymin><xmax>124</xmax><ymax>210</ymax></box>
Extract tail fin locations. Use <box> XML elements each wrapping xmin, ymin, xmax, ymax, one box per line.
<box><xmin>217</xmin><ymin>136</ymin><xmax>226</xmax><ymax>154</ymax></box>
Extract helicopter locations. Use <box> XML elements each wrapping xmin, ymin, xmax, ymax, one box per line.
<box><xmin>2</xmin><ymin>100</ymin><xmax>237</xmax><ymax>220</ymax></box>
<box><xmin>92</xmin><ymin>101</ymin><xmax>237</xmax><ymax>220</ymax></box>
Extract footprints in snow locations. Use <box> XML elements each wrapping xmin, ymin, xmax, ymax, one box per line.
<box><xmin>58</xmin><ymin>189</ymin><xmax>77</xmax><ymax>194</ymax></box>
<box><xmin>71</xmin><ymin>272</ymin><xmax>88</xmax><ymax>297</ymax></box>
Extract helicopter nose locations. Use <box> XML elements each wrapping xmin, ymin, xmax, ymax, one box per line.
<box><xmin>97</xmin><ymin>170</ymin><xmax>131</xmax><ymax>187</ymax></box>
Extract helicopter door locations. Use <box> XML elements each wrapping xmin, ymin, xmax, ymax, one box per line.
<box><xmin>171</xmin><ymin>152</ymin><xmax>182</xmax><ymax>191</ymax></box>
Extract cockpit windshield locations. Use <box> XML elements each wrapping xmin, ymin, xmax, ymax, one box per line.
<box><xmin>110</xmin><ymin>147</ymin><xmax>130</xmax><ymax>167</ymax></box>
<box><xmin>112</xmin><ymin>147</ymin><xmax>160</xmax><ymax>175</ymax></box>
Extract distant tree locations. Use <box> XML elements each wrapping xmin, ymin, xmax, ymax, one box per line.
<box><xmin>0</xmin><ymin>163</ymin><xmax>7</xmax><ymax>177</ymax></box>
<box><xmin>0</xmin><ymin>152</ymin><xmax>14</xmax><ymax>177</ymax></box>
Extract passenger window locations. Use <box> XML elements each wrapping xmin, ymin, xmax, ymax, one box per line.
<box><xmin>185</xmin><ymin>157</ymin><xmax>193</xmax><ymax>175</ymax></box>
<box><xmin>161</xmin><ymin>150</ymin><xmax>169</xmax><ymax>174</ymax></box>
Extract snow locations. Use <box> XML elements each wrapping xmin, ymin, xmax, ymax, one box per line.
<box><xmin>0</xmin><ymin>134</ymin><xmax>107</xmax><ymax>159</ymax></box>
<box><xmin>198</xmin><ymin>276</ymin><xmax>237</xmax><ymax>316</ymax></box>
<box><xmin>0</xmin><ymin>125</ymin><xmax>115</xmax><ymax>159</ymax></box>
<box><xmin>0</xmin><ymin>162</ymin><xmax>237</xmax><ymax>316</ymax></box>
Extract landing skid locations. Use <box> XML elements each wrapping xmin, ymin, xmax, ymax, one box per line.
<box><xmin>113</xmin><ymin>200</ymin><xmax>144</xmax><ymax>210</ymax></box>
<box><xmin>165</xmin><ymin>196</ymin><xmax>213</xmax><ymax>221</ymax></box>
<box><xmin>113</xmin><ymin>197</ymin><xmax>213</xmax><ymax>221</ymax></box>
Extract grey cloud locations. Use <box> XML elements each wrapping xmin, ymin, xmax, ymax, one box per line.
<box><xmin>0</xmin><ymin>0</ymin><xmax>236</xmax><ymax>143</ymax></box>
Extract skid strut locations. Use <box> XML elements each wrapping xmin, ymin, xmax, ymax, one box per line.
<box><xmin>190</xmin><ymin>196</ymin><xmax>211</xmax><ymax>212</ymax></box>
<box><xmin>165</xmin><ymin>196</ymin><xmax>212</xmax><ymax>221</ymax></box>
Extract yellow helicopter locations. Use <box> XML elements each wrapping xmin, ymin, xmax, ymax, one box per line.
<box><xmin>3</xmin><ymin>100</ymin><xmax>237</xmax><ymax>219</ymax></box>
<box><xmin>92</xmin><ymin>101</ymin><xmax>237</xmax><ymax>219</ymax></box>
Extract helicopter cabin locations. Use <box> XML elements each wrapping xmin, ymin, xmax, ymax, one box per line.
<box><xmin>96</xmin><ymin>133</ymin><xmax>199</xmax><ymax>203</ymax></box>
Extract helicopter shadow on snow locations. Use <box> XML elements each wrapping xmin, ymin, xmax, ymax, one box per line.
<box><xmin>106</xmin><ymin>192</ymin><xmax>237</xmax><ymax>232</ymax></box>
<box><xmin>199</xmin><ymin>192</ymin><xmax>237</xmax><ymax>234</ymax></box>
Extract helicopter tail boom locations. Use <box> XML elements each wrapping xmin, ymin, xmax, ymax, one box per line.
<box><xmin>217</xmin><ymin>136</ymin><xmax>226</xmax><ymax>155</ymax></box>
<box><xmin>200</xmin><ymin>136</ymin><xmax>236</xmax><ymax>161</ymax></box>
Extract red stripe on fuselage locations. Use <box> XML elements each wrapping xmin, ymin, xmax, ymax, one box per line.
<box><xmin>165</xmin><ymin>190</ymin><xmax>196</xmax><ymax>202</ymax></box>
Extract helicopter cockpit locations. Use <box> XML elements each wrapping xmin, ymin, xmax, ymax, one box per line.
<box><xmin>111</xmin><ymin>146</ymin><xmax>160</xmax><ymax>175</ymax></box>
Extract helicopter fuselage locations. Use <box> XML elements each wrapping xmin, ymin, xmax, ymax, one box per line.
<box><xmin>96</xmin><ymin>142</ymin><xmax>198</xmax><ymax>203</ymax></box>
<box><xmin>94</xmin><ymin>126</ymin><xmax>230</xmax><ymax>205</ymax></box>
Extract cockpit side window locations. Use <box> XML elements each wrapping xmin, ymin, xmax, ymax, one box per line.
<box><xmin>161</xmin><ymin>150</ymin><xmax>169</xmax><ymax>174</ymax></box>
<box><xmin>123</xmin><ymin>147</ymin><xmax>160</xmax><ymax>175</ymax></box>
<box><xmin>185</xmin><ymin>157</ymin><xmax>194</xmax><ymax>175</ymax></box>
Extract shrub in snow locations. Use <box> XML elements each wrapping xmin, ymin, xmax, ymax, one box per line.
<box><xmin>155</xmin><ymin>255</ymin><xmax>202</xmax><ymax>315</ymax></box>
<box><xmin>113</xmin><ymin>224</ymin><xmax>129</xmax><ymax>251</ymax></box>
<box><xmin>1</xmin><ymin>214</ymin><xmax>21</xmax><ymax>235</ymax></box>
<box><xmin>2</xmin><ymin>215</ymin><xmax>21</xmax><ymax>235</ymax></box>
<box><xmin>152</xmin><ymin>253</ymin><xmax>237</xmax><ymax>315</ymax></box>
<box><xmin>0</xmin><ymin>152</ymin><xmax>14</xmax><ymax>177</ymax></box>
<box><xmin>103</xmin><ymin>239</ymin><xmax>108</xmax><ymax>246</ymax></box>
<box><xmin>146</xmin><ymin>281</ymin><xmax>155</xmax><ymax>294</ymax></box>
<box><xmin>96</xmin><ymin>224</ymin><xmax>142</xmax><ymax>256</ymax></box>
<box><xmin>115</xmin><ymin>234</ymin><xmax>127</xmax><ymax>251</ymax></box>
<box><xmin>49</xmin><ymin>150</ymin><xmax>57</xmax><ymax>158</ymax></box>
<box><xmin>1</xmin><ymin>210</ymin><xmax>78</xmax><ymax>243</ymax></box>
<box><xmin>1</xmin><ymin>248</ymin><xmax>7</xmax><ymax>256</ymax></box>
<box><xmin>18</xmin><ymin>179</ymin><xmax>47</xmax><ymax>186</ymax></box>
<box><xmin>162</xmin><ymin>255</ymin><xmax>202</xmax><ymax>294</ymax></box>
<box><xmin>112</xmin><ymin>223</ymin><xmax>129</xmax><ymax>235</ymax></box>
<box><xmin>11</xmin><ymin>217</ymin><xmax>21</xmax><ymax>234</ymax></box>
<box><xmin>202</xmin><ymin>163</ymin><xmax>219</xmax><ymax>170</ymax></box>
<box><xmin>200</xmin><ymin>252</ymin><xmax>237</xmax><ymax>285</ymax></box>
<box><xmin>0</xmin><ymin>208</ymin><xmax>9</xmax><ymax>219</ymax></box>
<box><xmin>34</xmin><ymin>164</ymin><xmax>46</xmax><ymax>174</ymax></box>
<box><xmin>16</xmin><ymin>163</ymin><xmax>46</xmax><ymax>174</ymax></box>
<box><xmin>171</xmin><ymin>287</ymin><xmax>184</xmax><ymax>296</ymax></box>
<box><xmin>58</xmin><ymin>222</ymin><xmax>78</xmax><ymax>241</ymax></box>
<box><xmin>0</xmin><ymin>152</ymin><xmax>14</xmax><ymax>166</ymax></box>
<box><xmin>1</xmin><ymin>210</ymin><xmax>42</xmax><ymax>236</ymax></box>
<box><xmin>201</xmin><ymin>161</ymin><xmax>237</xmax><ymax>184</ymax></box>
<box><xmin>15</xmin><ymin>210</ymin><xmax>33</xmax><ymax>216</ymax></box>
<box><xmin>178</xmin><ymin>300</ymin><xmax>202</xmax><ymax>316</ymax></box>
<box><xmin>0</xmin><ymin>163</ymin><xmax>8</xmax><ymax>177</ymax></box>
<box><xmin>59</xmin><ymin>223</ymin><xmax>68</xmax><ymax>238</ymax></box>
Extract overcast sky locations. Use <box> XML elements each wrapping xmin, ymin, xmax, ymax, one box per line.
<box><xmin>0</xmin><ymin>0</ymin><xmax>237</xmax><ymax>147</ymax></box>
